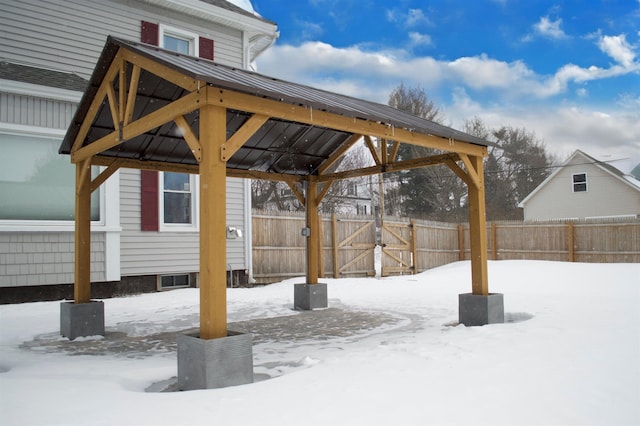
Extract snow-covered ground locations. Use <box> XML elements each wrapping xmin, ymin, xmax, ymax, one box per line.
<box><xmin>1</xmin><ymin>260</ymin><xmax>638</xmax><ymax>425</ymax></box>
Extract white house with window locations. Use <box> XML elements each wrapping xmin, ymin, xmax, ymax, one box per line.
<box><xmin>518</xmin><ymin>150</ymin><xmax>640</xmax><ymax>221</ymax></box>
<box><xmin>0</xmin><ymin>0</ymin><xmax>278</xmax><ymax>302</ymax></box>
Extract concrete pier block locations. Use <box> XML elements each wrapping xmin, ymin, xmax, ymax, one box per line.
<box><xmin>60</xmin><ymin>301</ymin><xmax>105</xmax><ymax>340</ymax></box>
<box><xmin>177</xmin><ymin>330</ymin><xmax>253</xmax><ymax>390</ymax></box>
<box><xmin>458</xmin><ymin>293</ymin><xmax>504</xmax><ymax>326</ymax></box>
<box><xmin>294</xmin><ymin>283</ymin><xmax>328</xmax><ymax>310</ymax></box>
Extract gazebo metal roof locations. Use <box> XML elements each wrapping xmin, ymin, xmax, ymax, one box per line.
<box><xmin>60</xmin><ymin>37</ymin><xmax>488</xmax><ymax>178</ymax></box>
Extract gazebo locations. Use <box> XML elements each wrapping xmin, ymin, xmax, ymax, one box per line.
<box><xmin>59</xmin><ymin>37</ymin><xmax>503</xmax><ymax>390</ymax></box>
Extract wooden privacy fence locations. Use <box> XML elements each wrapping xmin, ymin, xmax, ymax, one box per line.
<box><xmin>252</xmin><ymin>210</ymin><xmax>375</xmax><ymax>284</ymax></box>
<box><xmin>253</xmin><ymin>212</ymin><xmax>640</xmax><ymax>282</ymax></box>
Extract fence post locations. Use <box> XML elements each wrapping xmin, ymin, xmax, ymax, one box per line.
<box><xmin>567</xmin><ymin>221</ymin><xmax>575</xmax><ymax>262</ymax></box>
<box><xmin>410</xmin><ymin>219</ymin><xmax>418</xmax><ymax>274</ymax></box>
<box><xmin>318</xmin><ymin>214</ymin><xmax>325</xmax><ymax>278</ymax></box>
<box><xmin>458</xmin><ymin>224</ymin><xmax>465</xmax><ymax>261</ymax></box>
<box><xmin>491</xmin><ymin>222</ymin><xmax>498</xmax><ymax>261</ymax></box>
<box><xmin>332</xmin><ymin>214</ymin><xmax>339</xmax><ymax>278</ymax></box>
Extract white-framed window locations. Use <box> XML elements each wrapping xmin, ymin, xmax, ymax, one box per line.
<box><xmin>0</xmin><ymin>126</ymin><xmax>102</xmax><ymax>225</ymax></box>
<box><xmin>347</xmin><ymin>182</ymin><xmax>357</xmax><ymax>196</ymax></box>
<box><xmin>572</xmin><ymin>172</ymin><xmax>587</xmax><ymax>192</ymax></box>
<box><xmin>160</xmin><ymin>25</ymin><xmax>199</xmax><ymax>56</ymax></box>
<box><xmin>159</xmin><ymin>172</ymin><xmax>198</xmax><ymax>231</ymax></box>
<box><xmin>157</xmin><ymin>26</ymin><xmax>199</xmax><ymax>231</ymax></box>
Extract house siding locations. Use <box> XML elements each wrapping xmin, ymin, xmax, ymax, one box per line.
<box><xmin>0</xmin><ymin>93</ymin><xmax>77</xmax><ymax>129</ymax></box>
<box><xmin>523</xmin><ymin>156</ymin><xmax>640</xmax><ymax>221</ymax></box>
<box><xmin>118</xmin><ymin>167</ymin><xmax>247</xmax><ymax>277</ymax></box>
<box><xmin>0</xmin><ymin>0</ymin><xmax>244</xmax><ymax>79</ymax></box>
<box><xmin>0</xmin><ymin>232</ymin><xmax>106</xmax><ymax>287</ymax></box>
<box><xmin>0</xmin><ymin>0</ymin><xmax>265</xmax><ymax>294</ymax></box>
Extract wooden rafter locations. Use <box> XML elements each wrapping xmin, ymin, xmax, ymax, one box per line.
<box><xmin>445</xmin><ymin>158</ymin><xmax>473</xmax><ymax>187</ymax></box>
<box><xmin>121</xmin><ymin>49</ymin><xmax>199</xmax><ymax>91</ymax></box>
<box><xmin>389</xmin><ymin>141</ymin><xmax>400</xmax><ymax>162</ymax></box>
<box><xmin>174</xmin><ymin>115</ymin><xmax>201</xmax><ymax>162</ymax></box>
<box><xmin>72</xmin><ymin>90</ymin><xmax>203</xmax><ymax>163</ymax></box>
<box><xmin>364</xmin><ymin>135</ymin><xmax>381</xmax><ymax>165</ymax></box>
<box><xmin>226</xmin><ymin>168</ymin><xmax>301</xmax><ymax>184</ymax></box>
<box><xmin>289</xmin><ymin>181</ymin><xmax>306</xmax><ymax>206</ymax></box>
<box><xmin>90</xmin><ymin>159</ymin><xmax>123</xmax><ymax>193</ymax></box>
<box><xmin>212</xmin><ymin>87</ymin><xmax>487</xmax><ymax>158</ymax></box>
<box><xmin>381</xmin><ymin>138</ymin><xmax>388</xmax><ymax>163</ymax></box>
<box><xmin>316</xmin><ymin>180</ymin><xmax>333</xmax><ymax>205</ymax></box>
<box><xmin>458</xmin><ymin>153</ymin><xmax>481</xmax><ymax>189</ymax></box>
<box><xmin>317</xmin><ymin>133</ymin><xmax>362</xmax><ymax>175</ymax></box>
<box><xmin>124</xmin><ymin>65</ymin><xmax>140</xmax><ymax>126</ymax></box>
<box><xmin>105</xmin><ymin>81</ymin><xmax>120</xmax><ymax>134</ymax></box>
<box><xmin>221</xmin><ymin>113</ymin><xmax>269</xmax><ymax>161</ymax></box>
<box><xmin>91</xmin><ymin>156</ymin><xmax>198</xmax><ymax>174</ymax></box>
<box><xmin>318</xmin><ymin>153</ymin><xmax>458</xmax><ymax>183</ymax></box>
<box><xmin>118</xmin><ymin>57</ymin><xmax>126</xmax><ymax>124</ymax></box>
<box><xmin>71</xmin><ymin>50</ymin><xmax>124</xmax><ymax>153</ymax></box>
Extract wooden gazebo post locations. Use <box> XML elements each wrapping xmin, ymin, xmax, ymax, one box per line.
<box><xmin>198</xmin><ymin>103</ymin><xmax>228</xmax><ymax>340</ymax></box>
<box><xmin>457</xmin><ymin>154</ymin><xmax>503</xmax><ymax>326</ymax></box>
<box><xmin>176</xmin><ymin>101</ymin><xmax>254</xmax><ymax>390</ymax></box>
<box><xmin>294</xmin><ymin>175</ymin><xmax>328</xmax><ymax>309</ymax></box>
<box><xmin>60</xmin><ymin>158</ymin><xmax>105</xmax><ymax>340</ymax></box>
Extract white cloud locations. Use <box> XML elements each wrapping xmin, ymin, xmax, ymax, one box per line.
<box><xmin>408</xmin><ymin>32</ymin><xmax>433</xmax><ymax>47</ymax></box>
<box><xmin>257</xmin><ymin>41</ymin><xmax>640</xmax><ymax>170</ymax></box>
<box><xmin>386</xmin><ymin>8</ymin><xmax>432</xmax><ymax>28</ymax></box>
<box><xmin>259</xmin><ymin>40</ymin><xmax>639</xmax><ymax>101</ymax></box>
<box><xmin>533</xmin><ymin>16</ymin><xmax>568</xmax><ymax>39</ymax></box>
<box><xmin>598</xmin><ymin>34</ymin><xmax>636</xmax><ymax>67</ymax></box>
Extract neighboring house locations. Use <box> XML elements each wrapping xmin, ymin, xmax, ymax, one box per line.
<box><xmin>262</xmin><ymin>178</ymin><xmax>374</xmax><ymax>216</ymax></box>
<box><xmin>518</xmin><ymin>150</ymin><xmax>640</xmax><ymax>221</ymax></box>
<box><xmin>0</xmin><ymin>0</ymin><xmax>278</xmax><ymax>302</ymax></box>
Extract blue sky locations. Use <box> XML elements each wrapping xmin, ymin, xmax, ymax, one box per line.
<box><xmin>245</xmin><ymin>0</ymin><xmax>639</xmax><ymax>172</ymax></box>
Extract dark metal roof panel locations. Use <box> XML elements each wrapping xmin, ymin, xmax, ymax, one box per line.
<box><xmin>107</xmin><ymin>38</ymin><xmax>488</xmax><ymax>146</ymax></box>
<box><xmin>60</xmin><ymin>37</ymin><xmax>488</xmax><ymax>175</ymax></box>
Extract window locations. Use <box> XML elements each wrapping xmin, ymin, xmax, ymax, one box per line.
<box><xmin>160</xmin><ymin>273</ymin><xmax>191</xmax><ymax>289</ymax></box>
<box><xmin>160</xmin><ymin>25</ymin><xmax>198</xmax><ymax>56</ymax></box>
<box><xmin>0</xmin><ymin>132</ymin><xmax>100</xmax><ymax>221</ymax></box>
<box><xmin>160</xmin><ymin>172</ymin><xmax>197</xmax><ymax>227</ymax></box>
<box><xmin>158</xmin><ymin>28</ymin><xmax>198</xmax><ymax>228</ymax></box>
<box><xmin>347</xmin><ymin>182</ymin><xmax>357</xmax><ymax>196</ymax></box>
<box><xmin>572</xmin><ymin>173</ymin><xmax>587</xmax><ymax>192</ymax></box>
<box><xmin>138</xmin><ymin>21</ymin><xmax>214</xmax><ymax>231</ymax></box>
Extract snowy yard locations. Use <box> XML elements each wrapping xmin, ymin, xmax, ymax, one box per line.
<box><xmin>1</xmin><ymin>260</ymin><xmax>639</xmax><ymax>425</ymax></box>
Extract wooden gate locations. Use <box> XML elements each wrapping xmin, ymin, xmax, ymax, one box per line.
<box><xmin>381</xmin><ymin>220</ymin><xmax>416</xmax><ymax>276</ymax></box>
<box><xmin>325</xmin><ymin>215</ymin><xmax>376</xmax><ymax>278</ymax></box>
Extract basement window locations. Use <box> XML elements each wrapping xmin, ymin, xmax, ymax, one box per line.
<box><xmin>572</xmin><ymin>173</ymin><xmax>587</xmax><ymax>192</ymax></box>
<box><xmin>159</xmin><ymin>274</ymin><xmax>191</xmax><ymax>290</ymax></box>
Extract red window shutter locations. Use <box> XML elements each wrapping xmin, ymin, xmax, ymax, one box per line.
<box><xmin>199</xmin><ymin>37</ymin><xmax>214</xmax><ymax>60</ymax></box>
<box><xmin>140</xmin><ymin>21</ymin><xmax>160</xmax><ymax>231</ymax></box>
<box><xmin>140</xmin><ymin>170</ymin><xmax>159</xmax><ymax>231</ymax></box>
<box><xmin>141</xmin><ymin>21</ymin><xmax>159</xmax><ymax>46</ymax></box>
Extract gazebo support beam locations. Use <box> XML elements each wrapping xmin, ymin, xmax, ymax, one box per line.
<box><xmin>294</xmin><ymin>176</ymin><xmax>328</xmax><ymax>310</ymax></box>
<box><xmin>177</xmin><ymin>103</ymin><xmax>254</xmax><ymax>390</ymax></box>
<box><xmin>60</xmin><ymin>158</ymin><xmax>105</xmax><ymax>340</ymax></box>
<box><xmin>74</xmin><ymin>158</ymin><xmax>92</xmax><ymax>304</ymax></box>
<box><xmin>458</xmin><ymin>155</ymin><xmax>504</xmax><ymax>326</ymax></box>
<box><xmin>199</xmin><ymin>104</ymin><xmax>229</xmax><ymax>340</ymax></box>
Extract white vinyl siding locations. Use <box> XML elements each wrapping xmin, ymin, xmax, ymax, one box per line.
<box><xmin>523</xmin><ymin>156</ymin><xmax>640</xmax><ymax>221</ymax></box>
<box><xmin>0</xmin><ymin>0</ymin><xmax>253</xmax><ymax>287</ymax></box>
<box><xmin>119</xmin><ymin>170</ymin><xmax>247</xmax><ymax>276</ymax></box>
<box><xmin>0</xmin><ymin>0</ymin><xmax>245</xmax><ymax>80</ymax></box>
<box><xmin>0</xmin><ymin>92</ymin><xmax>78</xmax><ymax>129</ymax></box>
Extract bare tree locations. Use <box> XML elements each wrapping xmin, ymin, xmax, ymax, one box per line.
<box><xmin>463</xmin><ymin>116</ymin><xmax>554</xmax><ymax>220</ymax></box>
